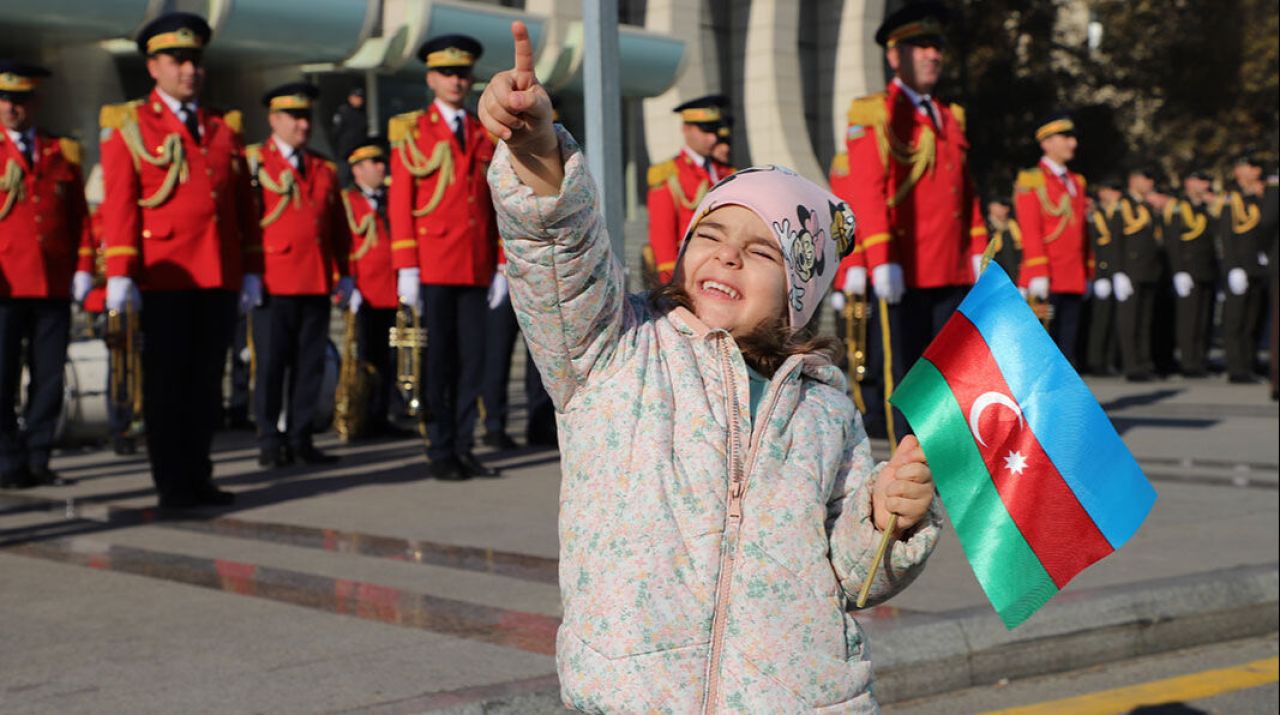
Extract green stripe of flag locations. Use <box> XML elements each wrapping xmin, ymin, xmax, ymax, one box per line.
<box><xmin>892</xmin><ymin>358</ymin><xmax>1059</xmax><ymax>629</ymax></box>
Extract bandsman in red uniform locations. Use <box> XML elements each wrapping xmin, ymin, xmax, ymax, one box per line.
<box><xmin>1014</xmin><ymin>112</ymin><xmax>1090</xmax><ymax>367</ymax></box>
<box><xmin>341</xmin><ymin>137</ymin><xmax>412</xmax><ymax>438</ymax></box>
<box><xmin>388</xmin><ymin>34</ymin><xmax>500</xmax><ymax>480</ymax></box>
<box><xmin>837</xmin><ymin>2</ymin><xmax>986</xmax><ymax>438</ymax></box>
<box><xmin>0</xmin><ymin>61</ymin><xmax>90</xmax><ymax>488</ymax></box>
<box><xmin>247</xmin><ymin>82</ymin><xmax>350</xmax><ymax>467</ymax></box>
<box><xmin>645</xmin><ymin>94</ymin><xmax>735</xmax><ymax>285</ymax></box>
<box><xmin>98</xmin><ymin>13</ymin><xmax>261</xmax><ymax>509</ymax></box>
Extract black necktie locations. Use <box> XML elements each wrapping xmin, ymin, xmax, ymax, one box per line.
<box><xmin>293</xmin><ymin>151</ymin><xmax>306</xmax><ymax>178</ymax></box>
<box><xmin>18</xmin><ymin>135</ymin><xmax>33</xmax><ymax>166</ymax></box>
<box><xmin>919</xmin><ymin>98</ymin><xmax>939</xmax><ymax>129</ymax></box>
<box><xmin>181</xmin><ymin>104</ymin><xmax>200</xmax><ymax>142</ymax></box>
<box><xmin>453</xmin><ymin>115</ymin><xmax>466</xmax><ymax>152</ymax></box>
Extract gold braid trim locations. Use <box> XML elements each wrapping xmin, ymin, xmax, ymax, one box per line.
<box><xmin>1230</xmin><ymin>192</ymin><xmax>1260</xmax><ymax>234</ymax></box>
<box><xmin>875</xmin><ymin>123</ymin><xmax>936</xmax><ymax>208</ymax></box>
<box><xmin>666</xmin><ymin>172</ymin><xmax>708</xmax><ymax>210</ymax></box>
<box><xmin>117</xmin><ymin>119</ymin><xmax>189</xmax><ymax>208</ymax></box>
<box><xmin>1009</xmin><ymin>218</ymin><xmax>1023</xmax><ymax>249</ymax></box>
<box><xmin>1179</xmin><ymin>201</ymin><xmax>1207</xmax><ymax>241</ymax></box>
<box><xmin>397</xmin><ymin>136</ymin><xmax>454</xmax><ymax>217</ymax></box>
<box><xmin>1035</xmin><ymin>184</ymin><xmax>1072</xmax><ymax>244</ymax></box>
<box><xmin>257</xmin><ymin>166</ymin><xmax>301</xmax><ymax>228</ymax></box>
<box><xmin>1092</xmin><ymin>210</ymin><xmax>1112</xmax><ymax>246</ymax></box>
<box><xmin>342</xmin><ymin>191</ymin><xmax>378</xmax><ymax>260</ymax></box>
<box><xmin>1121</xmin><ymin>200</ymin><xmax>1150</xmax><ymax>235</ymax></box>
<box><xmin>0</xmin><ymin>159</ymin><xmax>26</xmax><ymax>221</ymax></box>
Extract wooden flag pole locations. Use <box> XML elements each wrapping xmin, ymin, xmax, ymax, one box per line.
<box><xmin>856</xmin><ymin>298</ymin><xmax>900</xmax><ymax>608</ymax></box>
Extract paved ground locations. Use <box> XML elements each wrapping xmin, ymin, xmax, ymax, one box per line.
<box><xmin>0</xmin><ymin>370</ymin><xmax>1276</xmax><ymax>713</ymax></box>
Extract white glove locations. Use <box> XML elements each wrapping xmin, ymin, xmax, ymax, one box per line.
<box><xmin>1260</xmin><ymin>252</ymin><xmax>1270</xmax><ymax>267</ymax></box>
<box><xmin>348</xmin><ymin>288</ymin><xmax>363</xmax><ymax>314</ymax></box>
<box><xmin>105</xmin><ymin>277</ymin><xmax>140</xmax><ymax>311</ymax></box>
<box><xmin>1227</xmin><ymin>268</ymin><xmax>1249</xmax><ymax>296</ymax></box>
<box><xmin>1112</xmin><ymin>272</ymin><xmax>1134</xmax><ymax>302</ymax></box>
<box><xmin>240</xmin><ymin>273</ymin><xmax>264</xmax><ymax>314</ymax></box>
<box><xmin>334</xmin><ymin>276</ymin><xmax>355</xmax><ymax>306</ymax></box>
<box><xmin>872</xmin><ymin>263</ymin><xmax>905</xmax><ymax>304</ymax></box>
<box><xmin>71</xmin><ymin>271</ymin><xmax>94</xmax><ymax>303</ymax></box>
<box><xmin>844</xmin><ymin>266</ymin><xmax>867</xmax><ymax>296</ymax></box>
<box><xmin>1028</xmin><ymin>276</ymin><xmax>1050</xmax><ymax>300</ymax></box>
<box><xmin>828</xmin><ymin>291</ymin><xmax>846</xmax><ymax>312</ymax></box>
<box><xmin>971</xmin><ymin>254</ymin><xmax>984</xmax><ymax>281</ymax></box>
<box><xmin>487</xmin><ymin>271</ymin><xmax>509</xmax><ymax>309</ymax></box>
<box><xmin>1092</xmin><ymin>278</ymin><xmax>1112</xmax><ymax>300</ymax></box>
<box><xmin>1172</xmin><ymin>272</ymin><xmax>1194</xmax><ymax>298</ymax></box>
<box><xmin>397</xmin><ymin>268</ymin><xmax>421</xmax><ymax>308</ymax></box>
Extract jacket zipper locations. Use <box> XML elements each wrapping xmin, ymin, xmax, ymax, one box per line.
<box><xmin>702</xmin><ymin>342</ymin><xmax>800</xmax><ymax>713</ymax></box>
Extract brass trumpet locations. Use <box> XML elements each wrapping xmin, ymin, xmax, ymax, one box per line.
<box><xmin>105</xmin><ymin>306</ymin><xmax>144</xmax><ymax>437</ymax></box>
<box><xmin>1028</xmin><ymin>294</ymin><xmax>1054</xmax><ymax>330</ymax></box>
<box><xmin>389</xmin><ymin>300</ymin><xmax>427</xmax><ymax>418</ymax></box>
<box><xmin>844</xmin><ymin>292</ymin><xmax>869</xmax><ymax>414</ymax></box>
<box><xmin>334</xmin><ymin>309</ymin><xmax>379</xmax><ymax>441</ymax></box>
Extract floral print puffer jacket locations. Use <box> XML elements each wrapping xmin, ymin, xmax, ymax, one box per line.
<box><xmin>490</xmin><ymin>128</ymin><xmax>941</xmax><ymax>714</ymax></box>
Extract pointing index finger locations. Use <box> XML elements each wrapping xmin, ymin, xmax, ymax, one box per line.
<box><xmin>511</xmin><ymin>21</ymin><xmax>535</xmax><ymax>75</ymax></box>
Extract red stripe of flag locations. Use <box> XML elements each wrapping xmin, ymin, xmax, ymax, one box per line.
<box><xmin>924</xmin><ymin>314</ymin><xmax>1114</xmax><ymax>588</ymax></box>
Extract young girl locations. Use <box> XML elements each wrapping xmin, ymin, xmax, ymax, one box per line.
<box><xmin>480</xmin><ymin>24</ymin><xmax>940</xmax><ymax>713</ymax></box>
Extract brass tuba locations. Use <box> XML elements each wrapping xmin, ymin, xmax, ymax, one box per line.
<box><xmin>844</xmin><ymin>291</ymin><xmax>869</xmax><ymax>414</ymax></box>
<box><xmin>333</xmin><ymin>309</ymin><xmax>379</xmax><ymax>441</ymax></box>
<box><xmin>105</xmin><ymin>306</ymin><xmax>144</xmax><ymax>436</ymax></box>
<box><xmin>389</xmin><ymin>300</ymin><xmax>427</xmax><ymax>420</ymax></box>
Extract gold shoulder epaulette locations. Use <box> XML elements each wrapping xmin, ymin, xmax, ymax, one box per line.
<box><xmin>846</xmin><ymin>92</ymin><xmax>887</xmax><ymax>128</ymax></box>
<box><xmin>949</xmin><ymin>103</ymin><xmax>966</xmax><ymax>131</ymax></box>
<box><xmin>388</xmin><ymin>110</ymin><xmax>422</xmax><ymax>145</ymax></box>
<box><xmin>245</xmin><ymin>143</ymin><xmax>262</xmax><ymax>166</ymax></box>
<box><xmin>58</xmin><ymin>137</ymin><xmax>82</xmax><ymax>166</ymax></box>
<box><xmin>1015</xmin><ymin>168</ymin><xmax>1044</xmax><ymax>192</ymax></box>
<box><xmin>98</xmin><ymin>100</ymin><xmax>141</xmax><ymax>131</ymax></box>
<box><xmin>829</xmin><ymin>152</ymin><xmax>849</xmax><ymax>178</ymax></box>
<box><xmin>223</xmin><ymin>110</ymin><xmax>243</xmax><ymax>135</ymax></box>
<box><xmin>647</xmin><ymin>159</ymin><xmax>677</xmax><ymax>188</ymax></box>
<box><xmin>324</xmin><ymin>159</ymin><xmax>337</xmax><ymax>173</ymax></box>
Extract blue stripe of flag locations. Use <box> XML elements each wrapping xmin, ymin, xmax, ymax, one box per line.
<box><xmin>956</xmin><ymin>265</ymin><xmax>1157</xmax><ymax>549</ymax></box>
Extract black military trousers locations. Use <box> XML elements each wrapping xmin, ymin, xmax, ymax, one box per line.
<box><xmin>422</xmin><ymin>284</ymin><xmax>486</xmax><ymax>461</ymax></box>
<box><xmin>1175</xmin><ymin>282</ymin><xmax>1215</xmax><ymax>375</ymax></box>
<box><xmin>252</xmin><ymin>294</ymin><xmax>330</xmax><ymax>451</ymax></box>
<box><xmin>0</xmin><ymin>298</ymin><xmax>70</xmax><ymax>477</ymax></box>
<box><xmin>227</xmin><ymin>313</ymin><xmax>252</xmax><ymax>424</ymax></box>
<box><xmin>1116</xmin><ymin>283</ymin><xmax>1157</xmax><ymax>377</ymax></box>
<box><xmin>1086</xmin><ymin>294</ymin><xmax>1118</xmax><ymax>375</ymax></box>
<box><xmin>1223</xmin><ymin>281</ymin><xmax>1267</xmax><ymax>379</ymax></box>
<box><xmin>862</xmin><ymin>286</ymin><xmax>964</xmax><ymax>441</ymax></box>
<box><xmin>356</xmin><ymin>306</ymin><xmax>399</xmax><ymax>429</ymax></box>
<box><xmin>141</xmin><ymin>290</ymin><xmax>237</xmax><ymax>500</ymax></box>
<box><xmin>1048</xmin><ymin>293</ymin><xmax>1083</xmax><ymax>369</ymax></box>
<box><xmin>481</xmin><ymin>291</ymin><xmax>554</xmax><ymax>439</ymax></box>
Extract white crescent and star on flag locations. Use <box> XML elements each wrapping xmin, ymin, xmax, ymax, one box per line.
<box><xmin>968</xmin><ymin>391</ymin><xmax>1029</xmax><ymax>476</ymax></box>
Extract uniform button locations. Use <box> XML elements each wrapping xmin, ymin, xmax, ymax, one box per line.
<box><xmin>206</xmin><ymin>168</ymin><xmax>213</xmax><ymax>177</ymax></box>
<box><xmin>142</xmin><ymin>229</ymin><xmax>151</xmax><ymax>238</ymax></box>
<box><xmin>211</xmin><ymin>191</ymin><xmax>218</xmax><ymax>199</ymax></box>
<box><xmin>32</xmin><ymin>195</ymin><xmax>41</xmax><ymax>204</ymax></box>
<box><xmin>418</xmin><ymin>227</ymin><xmax>426</xmax><ymax>235</ymax></box>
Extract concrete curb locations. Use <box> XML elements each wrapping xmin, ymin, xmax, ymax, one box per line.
<box><xmin>864</xmin><ymin>561</ymin><xmax>1279</xmax><ymax>704</ymax></box>
<box><xmin>425</xmin><ymin>562</ymin><xmax>1279</xmax><ymax>712</ymax></box>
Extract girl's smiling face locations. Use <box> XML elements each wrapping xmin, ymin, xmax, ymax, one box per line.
<box><xmin>677</xmin><ymin>205</ymin><xmax>788</xmax><ymax>338</ymax></box>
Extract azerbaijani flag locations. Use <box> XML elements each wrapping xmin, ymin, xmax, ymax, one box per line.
<box><xmin>890</xmin><ymin>265</ymin><xmax>1157</xmax><ymax>629</ymax></box>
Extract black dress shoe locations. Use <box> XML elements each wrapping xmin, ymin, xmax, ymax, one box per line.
<box><xmin>28</xmin><ymin>467</ymin><xmax>73</xmax><ymax>486</ymax></box>
<box><xmin>194</xmin><ymin>485</ymin><xmax>236</xmax><ymax>506</ymax></box>
<box><xmin>457</xmin><ymin>451</ymin><xmax>500</xmax><ymax>478</ymax></box>
<box><xmin>259</xmin><ymin>446</ymin><xmax>293</xmax><ymax>468</ymax></box>
<box><xmin>427</xmin><ymin>457</ymin><xmax>470</xmax><ymax>481</ymax></box>
<box><xmin>294</xmin><ymin>444</ymin><xmax>340</xmax><ymax>465</ymax></box>
<box><xmin>482</xmin><ymin>432</ymin><xmax>520</xmax><ymax>450</ymax></box>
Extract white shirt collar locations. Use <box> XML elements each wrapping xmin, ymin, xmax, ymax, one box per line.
<box><xmin>433</xmin><ymin>99</ymin><xmax>465</xmax><ymax>129</ymax></box>
<box><xmin>5</xmin><ymin>127</ymin><xmax>34</xmax><ymax>146</ymax></box>
<box><xmin>155</xmin><ymin>87</ymin><xmax>197</xmax><ymax>116</ymax></box>
<box><xmin>682</xmin><ymin>146</ymin><xmax>720</xmax><ymax>182</ymax></box>
<box><xmin>892</xmin><ymin>77</ymin><xmax>936</xmax><ymax>115</ymax></box>
<box><xmin>1041</xmin><ymin>156</ymin><xmax>1068</xmax><ymax>177</ymax></box>
<box><xmin>272</xmin><ymin>135</ymin><xmax>305</xmax><ymax>165</ymax></box>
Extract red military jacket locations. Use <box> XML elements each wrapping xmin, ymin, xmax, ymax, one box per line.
<box><xmin>341</xmin><ymin>186</ymin><xmax>397</xmax><ymax>310</ymax></box>
<box><xmin>387</xmin><ymin>103</ymin><xmax>497</xmax><ymax>287</ymax></box>
<box><xmin>247</xmin><ymin>140</ymin><xmax>346</xmax><ymax>296</ymax></box>
<box><xmin>1014</xmin><ymin>160</ymin><xmax>1090</xmax><ymax>294</ymax></box>
<box><xmin>0</xmin><ymin>131</ymin><xmax>92</xmax><ymax>299</ymax></box>
<box><xmin>82</xmin><ymin>208</ymin><xmax>107</xmax><ymax>313</ymax></box>
<box><xmin>99</xmin><ymin>90</ymin><xmax>261</xmax><ymax>291</ymax></box>
<box><xmin>843</xmin><ymin>81</ymin><xmax>987</xmax><ymax>289</ymax></box>
<box><xmin>646</xmin><ymin>149</ymin><xmax>734</xmax><ymax>283</ymax></box>
<box><xmin>828</xmin><ymin>151</ymin><xmax>866</xmax><ymax>293</ymax></box>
